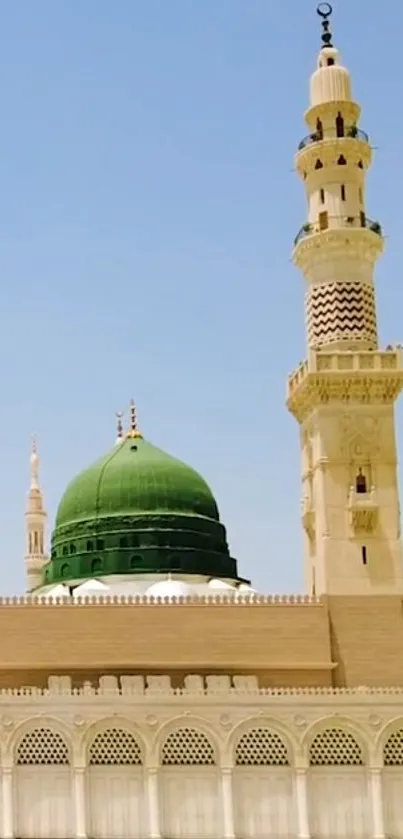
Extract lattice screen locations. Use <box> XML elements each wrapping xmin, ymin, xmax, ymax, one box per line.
<box><xmin>88</xmin><ymin>728</ymin><xmax>143</xmax><ymax>765</ymax></box>
<box><xmin>16</xmin><ymin>728</ymin><xmax>70</xmax><ymax>766</ymax></box>
<box><xmin>383</xmin><ymin>730</ymin><xmax>403</xmax><ymax>766</ymax></box>
<box><xmin>235</xmin><ymin>728</ymin><xmax>290</xmax><ymax>766</ymax></box>
<box><xmin>309</xmin><ymin>728</ymin><xmax>364</xmax><ymax>766</ymax></box>
<box><xmin>161</xmin><ymin>727</ymin><xmax>216</xmax><ymax>766</ymax></box>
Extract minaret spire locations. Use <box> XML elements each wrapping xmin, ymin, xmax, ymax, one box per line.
<box><xmin>25</xmin><ymin>437</ymin><xmax>48</xmax><ymax>592</ymax></box>
<box><xmin>287</xmin><ymin>9</ymin><xmax>403</xmax><ymax>596</ymax></box>
<box><xmin>317</xmin><ymin>3</ymin><xmax>333</xmax><ymax>49</ymax></box>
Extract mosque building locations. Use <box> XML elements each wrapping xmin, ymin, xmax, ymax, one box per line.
<box><xmin>2</xmin><ymin>4</ymin><xmax>403</xmax><ymax>838</ymax></box>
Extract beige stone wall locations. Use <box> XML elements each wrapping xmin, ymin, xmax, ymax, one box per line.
<box><xmin>0</xmin><ymin>599</ymin><xmax>331</xmax><ymax>687</ymax></box>
<box><xmin>0</xmin><ymin>595</ymin><xmax>402</xmax><ymax>688</ymax></box>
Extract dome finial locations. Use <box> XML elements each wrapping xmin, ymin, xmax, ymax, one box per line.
<box><xmin>127</xmin><ymin>399</ymin><xmax>143</xmax><ymax>439</ymax></box>
<box><xmin>317</xmin><ymin>3</ymin><xmax>333</xmax><ymax>49</ymax></box>
<box><xmin>115</xmin><ymin>411</ymin><xmax>124</xmax><ymax>445</ymax></box>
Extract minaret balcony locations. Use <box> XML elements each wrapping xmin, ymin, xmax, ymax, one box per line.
<box><xmin>348</xmin><ymin>486</ymin><xmax>378</xmax><ymax>534</ymax></box>
<box><xmin>294</xmin><ymin>215</ymin><xmax>382</xmax><ymax>247</ymax></box>
<box><xmin>297</xmin><ymin>125</ymin><xmax>369</xmax><ymax>152</ymax></box>
<box><xmin>287</xmin><ymin>348</ymin><xmax>403</xmax><ymax>422</ymax></box>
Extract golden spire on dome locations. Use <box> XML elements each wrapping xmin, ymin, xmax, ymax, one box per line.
<box><xmin>127</xmin><ymin>399</ymin><xmax>143</xmax><ymax>439</ymax></box>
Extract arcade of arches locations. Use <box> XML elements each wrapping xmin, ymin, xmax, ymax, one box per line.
<box><xmin>2</xmin><ymin>716</ymin><xmax>403</xmax><ymax>838</ymax></box>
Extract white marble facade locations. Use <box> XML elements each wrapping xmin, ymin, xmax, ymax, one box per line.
<box><xmin>0</xmin><ymin>675</ymin><xmax>401</xmax><ymax>838</ymax></box>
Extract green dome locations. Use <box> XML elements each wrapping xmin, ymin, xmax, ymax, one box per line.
<box><xmin>44</xmin><ymin>435</ymin><xmax>242</xmax><ymax>587</ymax></box>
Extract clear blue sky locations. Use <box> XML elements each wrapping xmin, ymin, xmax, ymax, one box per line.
<box><xmin>1</xmin><ymin>0</ymin><xmax>403</xmax><ymax>594</ymax></box>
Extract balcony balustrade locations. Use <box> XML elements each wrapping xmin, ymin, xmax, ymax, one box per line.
<box><xmin>294</xmin><ymin>215</ymin><xmax>382</xmax><ymax>247</ymax></box>
<box><xmin>298</xmin><ymin>125</ymin><xmax>369</xmax><ymax>151</ymax></box>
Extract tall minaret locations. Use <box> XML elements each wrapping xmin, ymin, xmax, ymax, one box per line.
<box><xmin>25</xmin><ymin>439</ymin><xmax>47</xmax><ymax>591</ymax></box>
<box><xmin>288</xmin><ymin>5</ymin><xmax>403</xmax><ymax>595</ymax></box>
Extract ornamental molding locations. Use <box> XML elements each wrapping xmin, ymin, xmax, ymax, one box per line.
<box><xmin>287</xmin><ymin>350</ymin><xmax>403</xmax><ymax>423</ymax></box>
<box><xmin>339</xmin><ymin>414</ymin><xmax>381</xmax><ymax>460</ymax></box>
<box><xmin>293</xmin><ymin>230</ymin><xmax>383</xmax><ymax>274</ymax></box>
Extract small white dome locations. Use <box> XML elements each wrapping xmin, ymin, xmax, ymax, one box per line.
<box><xmin>236</xmin><ymin>583</ymin><xmax>258</xmax><ymax>598</ymax></box>
<box><xmin>146</xmin><ymin>579</ymin><xmax>192</xmax><ymax>600</ymax></box>
<box><xmin>73</xmin><ymin>579</ymin><xmax>109</xmax><ymax>596</ymax></box>
<box><xmin>208</xmin><ymin>578</ymin><xmax>233</xmax><ymax>590</ymax></box>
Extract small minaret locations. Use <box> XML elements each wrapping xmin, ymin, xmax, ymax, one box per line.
<box><xmin>288</xmin><ymin>6</ymin><xmax>403</xmax><ymax>595</ymax></box>
<box><xmin>25</xmin><ymin>438</ymin><xmax>48</xmax><ymax>592</ymax></box>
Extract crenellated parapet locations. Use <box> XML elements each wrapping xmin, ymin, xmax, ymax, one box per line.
<box><xmin>4</xmin><ymin>674</ymin><xmax>403</xmax><ymax>699</ymax></box>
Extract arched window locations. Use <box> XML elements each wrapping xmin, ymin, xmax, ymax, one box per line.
<box><xmin>355</xmin><ymin>470</ymin><xmax>367</xmax><ymax>494</ymax></box>
<box><xmin>91</xmin><ymin>558</ymin><xmax>103</xmax><ymax>574</ymax></box>
<box><xmin>337</xmin><ymin>154</ymin><xmax>347</xmax><ymax>165</ymax></box>
<box><xmin>358</xmin><ymin>160</ymin><xmax>363</xmax><ymax>169</ymax></box>
<box><xmin>316</xmin><ymin>117</ymin><xmax>323</xmax><ymax>140</ymax></box>
<box><xmin>69</xmin><ymin>543</ymin><xmax>76</xmax><ymax>554</ymax></box>
<box><xmin>315</xmin><ymin>159</ymin><xmax>323</xmax><ymax>170</ymax></box>
<box><xmin>119</xmin><ymin>536</ymin><xmax>127</xmax><ymax>548</ymax></box>
<box><xmin>132</xmin><ymin>534</ymin><xmax>140</xmax><ymax>548</ymax></box>
<box><xmin>383</xmin><ymin>730</ymin><xmax>403</xmax><ymax>766</ymax></box>
<box><xmin>309</xmin><ymin>728</ymin><xmax>364</xmax><ymax>766</ymax></box>
<box><xmin>88</xmin><ymin>727</ymin><xmax>143</xmax><ymax>766</ymax></box>
<box><xmin>60</xmin><ymin>564</ymin><xmax>70</xmax><ymax>578</ymax></box>
<box><xmin>62</xmin><ymin>546</ymin><xmax>68</xmax><ymax>556</ymax></box>
<box><xmin>336</xmin><ymin>112</ymin><xmax>344</xmax><ymax>137</ymax></box>
<box><xmin>87</xmin><ymin>540</ymin><xmax>94</xmax><ymax>552</ymax></box>
<box><xmin>161</xmin><ymin>728</ymin><xmax>216</xmax><ymax>766</ymax></box>
<box><xmin>235</xmin><ymin>728</ymin><xmax>290</xmax><ymax>766</ymax></box>
<box><xmin>96</xmin><ymin>539</ymin><xmax>104</xmax><ymax>551</ymax></box>
<box><xmin>130</xmin><ymin>555</ymin><xmax>143</xmax><ymax>568</ymax></box>
<box><xmin>16</xmin><ymin>728</ymin><xmax>70</xmax><ymax>766</ymax></box>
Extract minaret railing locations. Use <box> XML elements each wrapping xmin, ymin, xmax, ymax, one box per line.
<box><xmin>298</xmin><ymin>125</ymin><xmax>369</xmax><ymax>150</ymax></box>
<box><xmin>294</xmin><ymin>215</ymin><xmax>382</xmax><ymax>246</ymax></box>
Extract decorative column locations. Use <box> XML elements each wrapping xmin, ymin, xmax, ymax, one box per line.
<box><xmin>369</xmin><ymin>768</ymin><xmax>385</xmax><ymax>839</ymax></box>
<box><xmin>2</xmin><ymin>766</ymin><xmax>14</xmax><ymax>839</ymax></box>
<box><xmin>295</xmin><ymin>767</ymin><xmax>310</xmax><ymax>839</ymax></box>
<box><xmin>73</xmin><ymin>766</ymin><xmax>87</xmax><ymax>839</ymax></box>
<box><xmin>221</xmin><ymin>766</ymin><xmax>235</xmax><ymax>839</ymax></box>
<box><xmin>147</xmin><ymin>767</ymin><xmax>161</xmax><ymax>839</ymax></box>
